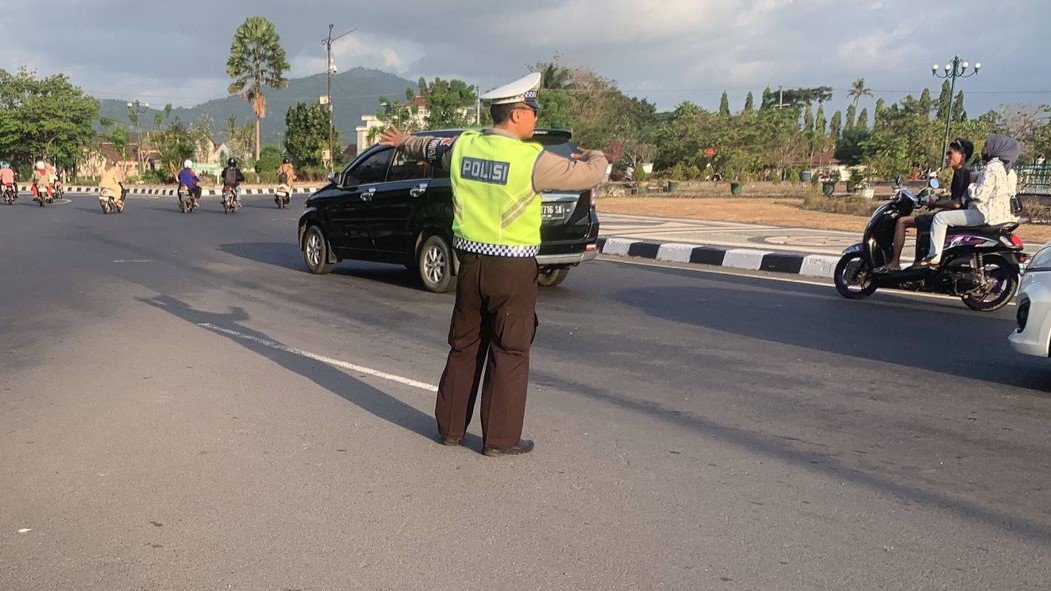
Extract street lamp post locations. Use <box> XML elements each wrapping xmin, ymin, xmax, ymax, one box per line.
<box><xmin>126</xmin><ymin>100</ymin><xmax>149</xmax><ymax>174</ymax></box>
<box><xmin>322</xmin><ymin>25</ymin><xmax>357</xmax><ymax>172</ymax></box>
<box><xmin>931</xmin><ymin>55</ymin><xmax>980</xmax><ymax>160</ymax></box>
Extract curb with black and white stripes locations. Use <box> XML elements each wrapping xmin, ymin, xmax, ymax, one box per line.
<box><xmin>15</xmin><ymin>185</ymin><xmax>320</xmax><ymax>197</ymax></box>
<box><xmin>597</xmin><ymin>238</ymin><xmax>841</xmax><ymax>279</ymax></box>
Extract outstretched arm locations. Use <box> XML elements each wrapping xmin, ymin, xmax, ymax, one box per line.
<box><xmin>380</xmin><ymin>127</ymin><xmax>456</xmax><ymax>170</ymax></box>
<box><xmin>532</xmin><ymin>149</ymin><xmax>609</xmax><ymax>192</ymax></box>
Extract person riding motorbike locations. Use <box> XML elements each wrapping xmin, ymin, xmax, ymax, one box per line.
<box><xmin>275</xmin><ymin>157</ymin><xmax>296</xmax><ymax>206</ymax></box>
<box><xmin>877</xmin><ymin>138</ymin><xmax>974</xmax><ymax>272</ymax></box>
<box><xmin>0</xmin><ymin>161</ymin><xmax>15</xmax><ymax>191</ymax></box>
<box><xmin>277</xmin><ymin>158</ymin><xmax>295</xmax><ymax>191</ymax></box>
<box><xmin>98</xmin><ymin>160</ymin><xmax>126</xmax><ymax>212</ymax></box>
<box><xmin>220</xmin><ymin>157</ymin><xmax>245</xmax><ymax>204</ymax></box>
<box><xmin>920</xmin><ymin>134</ymin><xmax>1021</xmax><ymax>267</ymax></box>
<box><xmin>31</xmin><ymin>161</ymin><xmax>53</xmax><ymax>202</ymax></box>
<box><xmin>178</xmin><ymin>159</ymin><xmax>202</xmax><ymax>200</ymax></box>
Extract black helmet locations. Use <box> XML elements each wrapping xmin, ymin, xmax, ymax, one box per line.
<box><xmin>227</xmin><ymin>157</ymin><xmax>238</xmax><ymax>167</ymax></box>
<box><xmin>283</xmin><ymin>157</ymin><xmax>291</xmax><ymax>164</ymax></box>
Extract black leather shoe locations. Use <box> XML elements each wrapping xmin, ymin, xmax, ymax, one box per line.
<box><xmin>438</xmin><ymin>435</ymin><xmax>463</xmax><ymax>447</ymax></box>
<box><xmin>482</xmin><ymin>439</ymin><xmax>534</xmax><ymax>457</ymax></box>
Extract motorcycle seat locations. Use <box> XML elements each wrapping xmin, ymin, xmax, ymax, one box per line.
<box><xmin>949</xmin><ymin>222</ymin><xmax>1018</xmax><ymax>235</ymax></box>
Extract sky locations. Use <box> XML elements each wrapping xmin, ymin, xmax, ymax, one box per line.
<box><xmin>1</xmin><ymin>0</ymin><xmax>1049</xmax><ymax>117</ymax></box>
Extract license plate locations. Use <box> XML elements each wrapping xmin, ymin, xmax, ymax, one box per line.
<box><xmin>542</xmin><ymin>203</ymin><xmax>568</xmax><ymax>220</ymax></box>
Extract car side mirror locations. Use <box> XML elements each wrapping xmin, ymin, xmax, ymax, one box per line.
<box><xmin>327</xmin><ymin>171</ymin><xmax>339</xmax><ymax>185</ymax></box>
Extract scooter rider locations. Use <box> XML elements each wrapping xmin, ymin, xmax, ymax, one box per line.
<box><xmin>31</xmin><ymin>161</ymin><xmax>53</xmax><ymax>203</ymax></box>
<box><xmin>0</xmin><ymin>161</ymin><xmax>15</xmax><ymax>191</ymax></box>
<box><xmin>277</xmin><ymin>158</ymin><xmax>295</xmax><ymax>197</ymax></box>
<box><xmin>877</xmin><ymin>138</ymin><xmax>974</xmax><ymax>272</ymax></box>
<box><xmin>98</xmin><ymin>160</ymin><xmax>126</xmax><ymax>212</ymax></box>
<box><xmin>220</xmin><ymin>157</ymin><xmax>245</xmax><ymax>203</ymax></box>
<box><xmin>920</xmin><ymin>134</ymin><xmax>1021</xmax><ymax>267</ymax></box>
<box><xmin>178</xmin><ymin>159</ymin><xmax>202</xmax><ymax>200</ymax></box>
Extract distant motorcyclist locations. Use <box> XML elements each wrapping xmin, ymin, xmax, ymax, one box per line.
<box><xmin>277</xmin><ymin>158</ymin><xmax>296</xmax><ymax>192</ymax></box>
<box><xmin>178</xmin><ymin>159</ymin><xmax>202</xmax><ymax>200</ymax></box>
<box><xmin>275</xmin><ymin>157</ymin><xmax>296</xmax><ymax>207</ymax></box>
<box><xmin>221</xmin><ymin>158</ymin><xmax>245</xmax><ymax>192</ymax></box>
<box><xmin>31</xmin><ymin>161</ymin><xmax>54</xmax><ymax>203</ymax></box>
<box><xmin>98</xmin><ymin>160</ymin><xmax>126</xmax><ymax>213</ymax></box>
<box><xmin>0</xmin><ymin>161</ymin><xmax>15</xmax><ymax>188</ymax></box>
<box><xmin>0</xmin><ymin>161</ymin><xmax>16</xmax><ymax>203</ymax></box>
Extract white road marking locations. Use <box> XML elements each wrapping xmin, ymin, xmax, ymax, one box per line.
<box><xmin>18</xmin><ymin>528</ymin><xmax>31</xmax><ymax>534</ymax></box>
<box><xmin>196</xmin><ymin>323</ymin><xmax>437</xmax><ymax>392</ymax></box>
<box><xmin>112</xmin><ymin>259</ymin><xmax>152</xmax><ymax>263</ymax></box>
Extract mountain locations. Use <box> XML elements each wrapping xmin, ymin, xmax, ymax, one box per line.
<box><xmin>97</xmin><ymin>67</ymin><xmax>414</xmax><ymax>147</ymax></box>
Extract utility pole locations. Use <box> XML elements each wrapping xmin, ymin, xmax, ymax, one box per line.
<box><xmin>126</xmin><ymin>100</ymin><xmax>149</xmax><ymax>174</ymax></box>
<box><xmin>932</xmin><ymin>55</ymin><xmax>981</xmax><ymax>159</ymax></box>
<box><xmin>322</xmin><ymin>25</ymin><xmax>357</xmax><ymax>172</ymax></box>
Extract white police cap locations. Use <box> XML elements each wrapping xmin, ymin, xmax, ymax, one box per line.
<box><xmin>480</xmin><ymin>72</ymin><xmax>542</xmax><ymax>108</ymax></box>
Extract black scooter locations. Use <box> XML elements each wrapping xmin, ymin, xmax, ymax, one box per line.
<box><xmin>834</xmin><ymin>178</ymin><xmax>1024</xmax><ymax>311</ymax></box>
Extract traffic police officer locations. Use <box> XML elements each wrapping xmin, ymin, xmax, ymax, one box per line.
<box><xmin>381</xmin><ymin>73</ymin><xmax>608</xmax><ymax>456</ymax></box>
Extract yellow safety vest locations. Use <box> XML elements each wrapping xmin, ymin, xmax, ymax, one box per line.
<box><xmin>450</xmin><ymin>130</ymin><xmax>544</xmax><ymax>254</ymax></box>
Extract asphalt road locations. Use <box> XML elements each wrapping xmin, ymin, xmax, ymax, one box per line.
<box><xmin>1</xmin><ymin>194</ymin><xmax>1049</xmax><ymax>591</ymax></box>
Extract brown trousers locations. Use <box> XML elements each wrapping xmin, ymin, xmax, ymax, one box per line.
<box><xmin>436</xmin><ymin>252</ymin><xmax>539</xmax><ymax>449</ymax></box>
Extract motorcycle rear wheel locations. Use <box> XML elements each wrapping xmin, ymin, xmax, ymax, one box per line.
<box><xmin>834</xmin><ymin>252</ymin><xmax>877</xmax><ymax>299</ymax></box>
<box><xmin>961</xmin><ymin>254</ymin><xmax>1019</xmax><ymax>312</ymax></box>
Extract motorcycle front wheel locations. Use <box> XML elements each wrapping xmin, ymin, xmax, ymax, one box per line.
<box><xmin>961</xmin><ymin>253</ymin><xmax>1019</xmax><ymax>312</ymax></box>
<box><xmin>834</xmin><ymin>252</ymin><xmax>877</xmax><ymax>299</ymax></box>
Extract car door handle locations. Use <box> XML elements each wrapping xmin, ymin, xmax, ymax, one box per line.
<box><xmin>409</xmin><ymin>183</ymin><xmax>429</xmax><ymax>198</ymax></box>
<box><xmin>360</xmin><ymin>187</ymin><xmax>375</xmax><ymax>202</ymax></box>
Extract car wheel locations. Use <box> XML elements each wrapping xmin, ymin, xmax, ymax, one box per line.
<box><xmin>418</xmin><ymin>234</ymin><xmax>454</xmax><ymax>293</ymax></box>
<box><xmin>537</xmin><ymin>267</ymin><xmax>569</xmax><ymax>287</ymax></box>
<box><xmin>303</xmin><ymin>225</ymin><xmax>335</xmax><ymax>275</ymax></box>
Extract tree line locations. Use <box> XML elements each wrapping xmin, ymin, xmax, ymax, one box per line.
<box><xmin>2</xmin><ymin>18</ymin><xmax>1049</xmax><ymax>186</ymax></box>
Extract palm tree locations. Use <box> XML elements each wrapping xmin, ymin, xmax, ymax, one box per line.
<box><xmin>533</xmin><ymin>61</ymin><xmax>572</xmax><ymax>90</ymax></box>
<box><xmin>226</xmin><ymin>17</ymin><xmax>290</xmax><ymax>160</ymax></box>
<box><xmin>848</xmin><ymin>77</ymin><xmax>872</xmax><ymax>107</ymax></box>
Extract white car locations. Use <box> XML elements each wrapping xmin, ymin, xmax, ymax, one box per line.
<box><xmin>1010</xmin><ymin>241</ymin><xmax>1051</xmax><ymax>356</ymax></box>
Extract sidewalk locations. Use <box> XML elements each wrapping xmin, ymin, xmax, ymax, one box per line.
<box><xmin>596</xmin><ymin>212</ymin><xmax>1038</xmax><ymax>279</ymax></box>
<box><xmin>599</xmin><ymin>213</ymin><xmax>860</xmax><ymax>257</ymax></box>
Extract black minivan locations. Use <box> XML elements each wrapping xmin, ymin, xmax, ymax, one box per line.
<box><xmin>297</xmin><ymin>129</ymin><xmax>600</xmax><ymax>292</ymax></box>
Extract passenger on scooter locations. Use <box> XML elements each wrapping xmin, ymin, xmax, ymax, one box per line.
<box><xmin>877</xmin><ymin>138</ymin><xmax>974</xmax><ymax>272</ymax></box>
<box><xmin>178</xmin><ymin>159</ymin><xmax>202</xmax><ymax>199</ymax></box>
<box><xmin>920</xmin><ymin>134</ymin><xmax>1021</xmax><ymax>267</ymax></box>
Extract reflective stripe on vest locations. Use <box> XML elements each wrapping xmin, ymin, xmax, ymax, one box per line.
<box><xmin>450</xmin><ymin>130</ymin><xmax>544</xmax><ymax>248</ymax></box>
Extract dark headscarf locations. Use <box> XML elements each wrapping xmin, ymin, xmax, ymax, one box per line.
<box><xmin>981</xmin><ymin>134</ymin><xmax>1022</xmax><ymax>173</ymax></box>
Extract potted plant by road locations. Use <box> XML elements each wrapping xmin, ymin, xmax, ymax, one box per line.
<box><xmin>725</xmin><ymin>151</ymin><xmax>750</xmax><ymax>196</ymax></box>
<box><xmin>847</xmin><ymin>168</ymin><xmax>867</xmax><ymax>193</ymax></box>
<box><xmin>819</xmin><ymin>168</ymin><xmax>840</xmax><ymax>196</ymax></box>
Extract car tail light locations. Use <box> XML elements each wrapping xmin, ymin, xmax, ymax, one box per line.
<box><xmin>585</xmin><ymin>243</ymin><xmax>597</xmax><ymax>252</ymax></box>
<box><xmin>1010</xmin><ymin>234</ymin><xmax>1024</xmax><ymax>249</ymax></box>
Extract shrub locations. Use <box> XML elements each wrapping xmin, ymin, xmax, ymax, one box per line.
<box><xmin>800</xmin><ymin>190</ymin><xmax>878</xmax><ymax>216</ymax></box>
